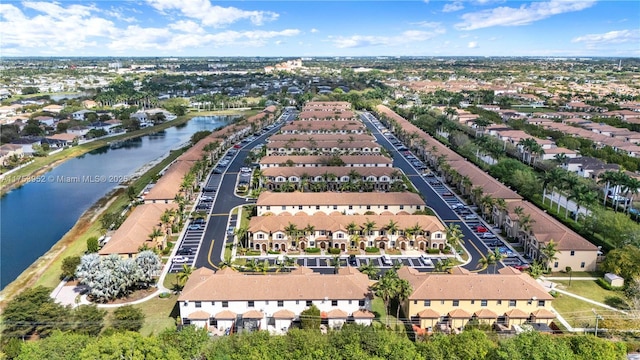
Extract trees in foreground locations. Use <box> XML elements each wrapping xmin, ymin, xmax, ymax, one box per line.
<box><xmin>4</xmin><ymin>326</ymin><xmax>627</xmax><ymax>360</ymax></box>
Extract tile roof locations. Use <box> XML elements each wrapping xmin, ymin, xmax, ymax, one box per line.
<box><xmin>179</xmin><ymin>266</ymin><xmax>371</xmax><ymax>302</ymax></box>
<box><xmin>326</xmin><ymin>309</ymin><xmax>349</xmax><ymax>318</ymax></box>
<box><xmin>256</xmin><ymin>191</ymin><xmax>424</xmax><ymax>207</ymax></box>
<box><xmin>398</xmin><ymin>266</ymin><xmax>553</xmax><ymax>302</ymax></box>
<box><xmin>188</xmin><ymin>310</ymin><xmax>211</xmax><ymax>319</ymax></box>
<box><xmin>505</xmin><ymin>308</ymin><xmax>529</xmax><ymax>318</ymax></box>
<box><xmin>352</xmin><ymin>310</ymin><xmax>375</xmax><ymax>319</ymax></box>
<box><xmin>272</xmin><ymin>309</ymin><xmax>296</xmax><ymax>319</ymax></box>
<box><xmin>531</xmin><ymin>309</ymin><xmax>556</xmax><ymax>319</ymax></box>
<box><xmin>261</xmin><ymin>166</ymin><xmax>398</xmax><ymax>179</ymax></box>
<box><xmin>215</xmin><ymin>310</ymin><xmax>237</xmax><ymax>319</ymax></box>
<box><xmin>281</xmin><ymin>120</ymin><xmax>364</xmax><ymax>132</ymax></box>
<box><xmin>267</xmin><ymin>133</ymin><xmax>375</xmax><ymax>143</ymax></box>
<box><xmin>418</xmin><ymin>309</ymin><xmax>441</xmax><ymax>318</ymax></box>
<box><xmin>448</xmin><ymin>309</ymin><xmax>472</xmax><ymax>318</ymax></box>
<box><xmin>243</xmin><ymin>310</ymin><xmax>264</xmax><ymax>319</ymax></box>
<box><xmin>259</xmin><ymin>155</ymin><xmax>392</xmax><ymax>165</ymax></box>
<box><xmin>144</xmin><ymin>160</ymin><xmax>193</xmax><ymax>201</ymax></box>
<box><xmin>474</xmin><ymin>309</ymin><xmax>498</xmax><ymax>319</ymax></box>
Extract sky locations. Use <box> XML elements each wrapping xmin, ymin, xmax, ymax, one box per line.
<box><xmin>0</xmin><ymin>0</ymin><xmax>638</xmax><ymax>57</ymax></box>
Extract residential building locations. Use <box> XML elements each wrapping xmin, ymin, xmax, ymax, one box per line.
<box><xmin>260</xmin><ymin>166</ymin><xmax>403</xmax><ymax>192</ymax></box>
<box><xmin>178</xmin><ymin>266</ymin><xmax>373</xmax><ymax>334</ymax></box>
<box><xmin>247</xmin><ymin>213</ymin><xmax>446</xmax><ymax>252</ymax></box>
<box><xmin>264</xmin><ymin>140</ymin><xmax>381</xmax><ymax>156</ymax></box>
<box><xmin>259</xmin><ymin>155</ymin><xmax>393</xmax><ymax>169</ymax></box>
<box><xmin>280</xmin><ymin>121</ymin><xmax>365</xmax><ymax>135</ymax></box>
<box><xmin>399</xmin><ymin>266</ymin><xmax>555</xmax><ymax>332</ymax></box>
<box><xmin>144</xmin><ymin>160</ymin><xmax>193</xmax><ymax>204</ymax></box>
<box><xmin>256</xmin><ymin>191</ymin><xmax>425</xmax><ymax>216</ymax></box>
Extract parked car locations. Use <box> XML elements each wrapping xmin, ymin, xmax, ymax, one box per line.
<box><xmin>475</xmin><ymin>225</ymin><xmax>488</xmax><ymax>233</ymax></box>
<box><xmin>420</xmin><ymin>254</ymin><xmax>433</xmax><ymax>266</ymax></box>
<box><xmin>177</xmin><ymin>247</ymin><xmax>194</xmax><ymax>255</ymax></box>
<box><xmin>380</xmin><ymin>255</ymin><xmax>392</xmax><ymax>266</ymax></box>
<box><xmin>464</xmin><ymin>214</ymin><xmax>478</xmax><ymax>220</ymax></box>
<box><xmin>442</xmin><ymin>192</ymin><xmax>454</xmax><ymax>197</ymax></box>
<box><xmin>192</xmin><ymin>218</ymin><xmax>205</xmax><ymax>224</ymax></box>
<box><xmin>188</xmin><ymin>224</ymin><xmax>203</xmax><ymax>230</ymax></box>
<box><xmin>482</xmin><ymin>233</ymin><xmax>497</xmax><ymax>239</ymax></box>
<box><xmin>203</xmin><ymin>187</ymin><xmax>216</xmax><ymax>192</ymax></box>
<box><xmin>349</xmin><ymin>254</ymin><xmax>357</xmax><ymax>266</ymax></box>
<box><xmin>172</xmin><ymin>256</ymin><xmax>189</xmax><ymax>263</ymax></box>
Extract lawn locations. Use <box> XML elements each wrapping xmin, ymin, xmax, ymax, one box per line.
<box><xmin>104</xmin><ymin>293</ymin><xmax>179</xmax><ymax>337</ymax></box>
<box><xmin>371</xmin><ymin>296</ymin><xmax>398</xmax><ymax>327</ymax></box>
<box><xmin>551</xmin><ymin>293</ymin><xmax>610</xmax><ymax>329</ymax></box>
<box><xmin>553</xmin><ymin>280</ymin><xmax>628</xmax><ymax>309</ymax></box>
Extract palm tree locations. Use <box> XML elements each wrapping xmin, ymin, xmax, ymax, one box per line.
<box><xmin>445</xmin><ymin>223</ymin><xmax>464</xmax><ymax>250</ymax></box>
<box><xmin>540</xmin><ymin>240</ymin><xmax>559</xmax><ymax>270</ymax></box>
<box><xmin>284</xmin><ymin>222</ymin><xmax>299</xmax><ymax>243</ymax></box>
<box><xmin>148</xmin><ymin>227</ymin><xmax>164</xmax><ymax>248</ymax></box>
<box><xmin>362</xmin><ymin>219</ymin><xmax>377</xmax><ymax>244</ymax></box>
<box><xmin>218</xmin><ymin>254</ymin><xmax>235</xmax><ymax>269</ymax></box>
<box><xmin>386</xmin><ymin>219</ymin><xmax>399</xmax><ymax>245</ymax></box>
<box><xmin>477</xmin><ymin>252</ymin><xmax>495</xmax><ymax>272</ymax></box>
<box><xmin>328</xmin><ymin>255</ymin><xmax>341</xmax><ymax>274</ymax></box>
<box><xmin>371</xmin><ymin>270</ymin><xmax>398</xmax><ymax>327</ymax></box>
<box><xmin>234</xmin><ymin>225</ymin><xmax>249</xmax><ymax>248</ymax></box>
<box><xmin>176</xmin><ymin>265</ymin><xmax>194</xmax><ymax>288</ymax></box>
<box><xmin>394</xmin><ymin>279</ymin><xmax>412</xmax><ymax>325</ymax></box>
<box><xmin>542</xmin><ymin>167</ymin><xmax>566</xmax><ymax>207</ymax></box>
<box><xmin>491</xmin><ymin>248</ymin><xmax>505</xmax><ymax>274</ymax></box>
<box><xmin>358</xmin><ymin>262</ymin><xmax>379</xmax><ymax>280</ymax></box>
<box><xmin>598</xmin><ymin>170</ymin><xmax>619</xmax><ymax>207</ymax></box>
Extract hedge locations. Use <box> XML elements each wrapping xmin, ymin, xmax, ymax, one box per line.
<box><xmin>365</xmin><ymin>247</ymin><xmax>380</xmax><ymax>254</ymax></box>
<box><xmin>328</xmin><ymin>248</ymin><xmax>341</xmax><ymax>255</ymax></box>
<box><xmin>596</xmin><ymin>278</ymin><xmax>624</xmax><ymax>291</ymax></box>
<box><xmin>305</xmin><ymin>247</ymin><xmax>321</xmax><ymax>254</ymax></box>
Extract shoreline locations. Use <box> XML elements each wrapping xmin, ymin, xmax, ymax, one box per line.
<box><xmin>0</xmin><ymin>110</ymin><xmax>248</xmax><ymax>306</ymax></box>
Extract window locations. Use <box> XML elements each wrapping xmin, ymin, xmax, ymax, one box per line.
<box><xmin>211</xmin><ymin>301</ymin><xmax>215</xmax><ymax>306</ymax></box>
<box><xmin>481</xmin><ymin>300</ymin><xmax>488</xmax><ymax>307</ymax></box>
<box><xmin>359</xmin><ymin>300</ymin><xmax>365</xmax><ymax>307</ymax></box>
<box><xmin>580</xmin><ymin>262</ymin><xmax>585</xmax><ymax>268</ymax></box>
<box><xmin>570</xmin><ymin>250</ymin><xmax>575</xmax><ymax>256</ymax></box>
<box><xmin>383</xmin><ymin>205</ymin><xmax>388</xmax><ymax>210</ymax></box>
<box><xmin>265</xmin><ymin>301</ymin><xmax>269</xmax><ymax>305</ymax></box>
<box><xmin>222</xmin><ymin>301</ymin><xmax>228</xmax><ymax>308</ymax></box>
<box><xmin>195</xmin><ymin>301</ymin><xmax>201</xmax><ymax>308</ymax></box>
<box><xmin>316</xmin><ymin>205</ymin><xmax>320</xmax><ymax>210</ymax></box>
<box><xmin>417</xmin><ymin>205</ymin><xmax>421</xmax><ymax>209</ymax></box>
<box><xmin>348</xmin><ymin>205</ymin><xmax>353</xmax><ymax>210</ymax></box>
<box><xmin>470</xmin><ymin>300</ymin><xmax>475</xmax><ymax>305</ymax></box>
<box><xmin>306</xmin><ymin>300</ymin><xmax>312</xmax><ymax>306</ymax></box>
<box><xmin>538</xmin><ymin>300</ymin><xmax>545</xmax><ymax>307</ymax></box>
<box><xmin>298</xmin><ymin>205</ymin><xmax>303</xmax><ymax>210</ymax></box>
<box><xmin>452</xmin><ymin>300</ymin><xmax>459</xmax><ymax>306</ymax></box>
<box><xmin>333</xmin><ymin>205</ymin><xmax>338</xmax><ymax>210</ymax></box>
<box><xmin>399</xmin><ymin>205</ymin><xmax>404</xmax><ymax>210</ymax></box>
<box><xmin>349</xmin><ymin>300</ymin><xmax>352</xmax><ymax>305</ymax></box>
<box><xmin>424</xmin><ymin>300</ymin><xmax>431</xmax><ymax>306</ymax></box>
<box><xmin>266</xmin><ymin>206</ymin><xmax>271</xmax><ymax>210</ymax></box>
<box><xmin>497</xmin><ymin>300</ymin><xmax>502</xmax><ymax>305</ymax></box>
<box><xmin>413</xmin><ymin>300</ymin><xmax>418</xmax><ymax>305</ymax></box>
<box><xmin>296</xmin><ymin>300</ymin><xmax>300</xmax><ymax>305</ymax></box>
<box><xmin>366</xmin><ymin>205</ymin><xmax>371</xmax><ymax>210</ymax></box>
<box><xmin>278</xmin><ymin>300</ymin><xmax>284</xmax><ymax>307</ymax></box>
<box><xmin>554</xmin><ymin>262</ymin><xmax>559</xmax><ymax>268</ymax></box>
<box><xmin>331</xmin><ymin>300</ymin><xmax>338</xmax><ymax>306</ymax></box>
<box><xmin>509</xmin><ymin>300</ymin><xmax>517</xmax><ymax>307</ymax></box>
<box><xmin>248</xmin><ymin>301</ymin><xmax>254</xmax><ymax>307</ymax></box>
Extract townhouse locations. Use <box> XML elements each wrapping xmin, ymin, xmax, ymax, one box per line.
<box><xmin>302</xmin><ymin>101</ymin><xmax>351</xmax><ymax>111</ymax></box>
<box><xmin>248</xmin><ymin>213</ymin><xmax>446</xmax><ymax>252</ymax></box>
<box><xmin>260</xmin><ymin>166</ymin><xmax>403</xmax><ymax>192</ymax></box>
<box><xmin>266</xmin><ymin>133</ymin><xmax>375</xmax><ymax>143</ymax></box>
<box><xmin>259</xmin><ymin>155</ymin><xmax>393</xmax><ymax>169</ymax></box>
<box><xmin>493</xmin><ymin>200</ymin><xmax>599</xmax><ymax>271</ymax></box>
<box><xmin>399</xmin><ymin>266</ymin><xmax>555</xmax><ymax>333</ymax></box>
<box><xmin>98</xmin><ymin>203</ymin><xmax>178</xmax><ymax>257</ymax></box>
<box><xmin>280</xmin><ymin>121</ymin><xmax>365</xmax><ymax>135</ymax></box>
<box><xmin>298</xmin><ymin>110</ymin><xmax>356</xmax><ymax>121</ymax></box>
<box><xmin>178</xmin><ymin>266</ymin><xmax>373</xmax><ymax>334</ymax></box>
<box><xmin>265</xmin><ymin>140</ymin><xmax>381</xmax><ymax>156</ymax></box>
<box><xmin>256</xmin><ymin>191</ymin><xmax>425</xmax><ymax>216</ymax></box>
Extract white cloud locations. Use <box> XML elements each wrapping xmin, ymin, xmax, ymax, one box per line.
<box><xmin>443</xmin><ymin>2</ymin><xmax>464</xmax><ymax>13</ymax></box>
<box><xmin>146</xmin><ymin>0</ymin><xmax>278</xmax><ymax>27</ymax></box>
<box><xmin>572</xmin><ymin>29</ymin><xmax>640</xmax><ymax>45</ymax></box>
<box><xmin>455</xmin><ymin>0</ymin><xmax>596</xmax><ymax>30</ymax></box>
<box><xmin>411</xmin><ymin>21</ymin><xmax>442</xmax><ymax>28</ymax></box>
<box><xmin>468</xmin><ymin>41</ymin><xmax>478</xmax><ymax>48</ymax></box>
<box><xmin>332</xmin><ymin>28</ymin><xmax>445</xmax><ymax>49</ymax></box>
<box><xmin>169</xmin><ymin>20</ymin><xmax>206</xmax><ymax>34</ymax></box>
<box><xmin>311</xmin><ymin>28</ymin><xmax>319</xmax><ymax>33</ymax></box>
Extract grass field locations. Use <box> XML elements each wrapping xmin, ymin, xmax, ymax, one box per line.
<box><xmin>371</xmin><ymin>296</ymin><xmax>398</xmax><ymax>327</ymax></box>
<box><xmin>104</xmin><ymin>293</ymin><xmax>179</xmax><ymax>337</ymax></box>
<box><xmin>554</xmin><ymin>280</ymin><xmax>628</xmax><ymax>309</ymax></box>
<box><xmin>552</xmin><ymin>293</ymin><xmax>610</xmax><ymax>328</ymax></box>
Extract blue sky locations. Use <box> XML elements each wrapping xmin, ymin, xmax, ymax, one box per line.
<box><xmin>1</xmin><ymin>0</ymin><xmax>638</xmax><ymax>57</ymax></box>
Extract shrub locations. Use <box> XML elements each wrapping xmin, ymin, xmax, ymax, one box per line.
<box><xmin>305</xmin><ymin>247</ymin><xmax>321</xmax><ymax>254</ymax></box>
<box><xmin>596</xmin><ymin>278</ymin><xmax>624</xmax><ymax>291</ymax></box>
<box><xmin>159</xmin><ymin>292</ymin><xmax>171</xmax><ymax>299</ymax></box>
<box><xmin>267</xmin><ymin>250</ymin><xmax>280</xmax><ymax>254</ymax></box>
<box><xmin>427</xmin><ymin>249</ymin><xmax>440</xmax><ymax>254</ymax></box>
<box><xmin>111</xmin><ymin>305</ymin><xmax>144</xmax><ymax>332</ymax></box>
<box><xmin>86</xmin><ymin>237</ymin><xmax>99</xmax><ymax>253</ymax></box>
<box><xmin>61</xmin><ymin>256</ymin><xmax>81</xmax><ymax>280</ymax></box>
<box><xmin>328</xmin><ymin>248</ymin><xmax>341</xmax><ymax>255</ymax></box>
<box><xmin>365</xmin><ymin>247</ymin><xmax>380</xmax><ymax>254</ymax></box>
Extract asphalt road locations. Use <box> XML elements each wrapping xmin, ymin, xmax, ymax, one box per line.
<box><xmin>359</xmin><ymin>112</ymin><xmax>498</xmax><ymax>273</ymax></box>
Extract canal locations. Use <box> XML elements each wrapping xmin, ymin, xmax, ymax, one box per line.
<box><xmin>0</xmin><ymin>116</ymin><xmax>233</xmax><ymax>289</ymax></box>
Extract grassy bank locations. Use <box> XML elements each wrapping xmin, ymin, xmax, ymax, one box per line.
<box><xmin>0</xmin><ymin>110</ymin><xmax>248</xmax><ymax>306</ymax></box>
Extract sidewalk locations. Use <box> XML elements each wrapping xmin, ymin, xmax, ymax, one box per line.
<box><xmin>552</xmin><ymin>287</ymin><xmax>628</xmax><ymax>314</ymax></box>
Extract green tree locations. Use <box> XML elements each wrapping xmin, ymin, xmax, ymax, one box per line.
<box><xmin>15</xmin><ymin>331</ymin><xmax>93</xmax><ymax>360</ymax></box>
<box><xmin>73</xmin><ymin>305</ymin><xmax>107</xmax><ymax>336</ymax></box>
<box><xmin>372</xmin><ymin>270</ymin><xmax>398</xmax><ymax>327</ymax></box>
<box><xmin>86</xmin><ymin>236</ymin><xmax>99</xmax><ymax>253</ymax></box>
<box><xmin>564</xmin><ymin>334</ymin><xmax>627</xmax><ymax>360</ymax></box>
<box><xmin>60</xmin><ymin>255</ymin><xmax>81</xmax><ymax>279</ymax></box>
<box><xmin>158</xmin><ymin>326</ymin><xmax>210</xmax><ymax>360</ymax></box>
<box><xmin>600</xmin><ymin>245</ymin><xmax>640</xmax><ymax>282</ymax></box>
<box><xmin>300</xmin><ymin>304</ymin><xmax>321</xmax><ymax>331</ymax></box>
<box><xmin>79</xmin><ymin>331</ymin><xmax>181</xmax><ymax>360</ymax></box>
<box><xmin>110</xmin><ymin>305</ymin><xmax>145</xmax><ymax>332</ymax></box>
<box><xmin>488</xmin><ymin>331</ymin><xmax>575</xmax><ymax>360</ymax></box>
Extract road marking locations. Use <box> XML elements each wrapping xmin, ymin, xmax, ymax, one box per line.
<box><xmin>210</xmin><ymin>213</ymin><xmax>229</xmax><ymax>216</ymax></box>
<box><xmin>207</xmin><ymin>237</ymin><xmax>219</xmax><ymax>269</ymax></box>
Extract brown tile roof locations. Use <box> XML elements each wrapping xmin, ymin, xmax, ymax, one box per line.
<box><xmin>144</xmin><ymin>160</ymin><xmax>193</xmax><ymax>201</ymax></box>
<box><xmin>256</xmin><ymin>191</ymin><xmax>424</xmax><ymax>207</ymax></box>
<box><xmin>188</xmin><ymin>310</ymin><xmax>211</xmax><ymax>319</ymax></box>
<box><xmin>98</xmin><ymin>203</ymin><xmax>178</xmax><ymax>255</ymax></box>
<box><xmin>448</xmin><ymin>309</ymin><xmax>472</xmax><ymax>318</ymax></box>
<box><xmin>243</xmin><ymin>310</ymin><xmax>264</xmax><ymax>319</ymax></box>
<box><xmin>398</xmin><ymin>266</ymin><xmax>553</xmax><ymax>302</ymax></box>
<box><xmin>298</xmin><ymin>110</ymin><xmax>356</xmax><ymax>120</ymax></box>
<box><xmin>281</xmin><ymin>121</ymin><xmax>364</xmax><ymax>132</ymax></box>
<box><xmin>474</xmin><ymin>309</ymin><xmax>498</xmax><ymax>319</ymax></box>
<box><xmin>215</xmin><ymin>310</ymin><xmax>237</xmax><ymax>319</ymax></box>
<box><xmin>352</xmin><ymin>310</ymin><xmax>375</xmax><ymax>319</ymax></box>
<box><xmin>505</xmin><ymin>200</ymin><xmax>598</xmax><ymax>251</ymax></box>
<box><xmin>326</xmin><ymin>309</ymin><xmax>349</xmax><ymax>318</ymax></box>
<box><xmin>505</xmin><ymin>308</ymin><xmax>529</xmax><ymax>318</ymax></box>
<box><xmin>259</xmin><ymin>155</ymin><xmax>392</xmax><ymax>166</ymax></box>
<box><xmin>531</xmin><ymin>309</ymin><xmax>556</xmax><ymax>319</ymax></box>
<box><xmin>418</xmin><ymin>309</ymin><xmax>441</xmax><ymax>318</ymax></box>
<box><xmin>179</xmin><ymin>266</ymin><xmax>371</xmax><ymax>302</ymax></box>
<box><xmin>266</xmin><ymin>140</ymin><xmax>378</xmax><ymax>150</ymax></box>
<box><xmin>447</xmin><ymin>159</ymin><xmax>522</xmax><ymax>200</ymax></box>
<box><xmin>47</xmin><ymin>133</ymin><xmax>79</xmax><ymax>142</ymax></box>
<box><xmin>249</xmin><ymin>213</ymin><xmax>445</xmax><ymax>234</ymax></box>
<box><xmin>261</xmin><ymin>166</ymin><xmax>398</xmax><ymax>179</ymax></box>
<box><xmin>267</xmin><ymin>133</ymin><xmax>375</xmax><ymax>143</ymax></box>
<box><xmin>272</xmin><ymin>309</ymin><xmax>296</xmax><ymax>319</ymax></box>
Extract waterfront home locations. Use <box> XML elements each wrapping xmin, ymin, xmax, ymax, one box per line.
<box><xmin>45</xmin><ymin>133</ymin><xmax>79</xmax><ymax>146</ymax></box>
<box><xmin>178</xmin><ymin>266</ymin><xmax>372</xmax><ymax>334</ymax></box>
<box><xmin>256</xmin><ymin>191</ymin><xmax>425</xmax><ymax>216</ymax></box>
<box><xmin>72</xmin><ymin>109</ymin><xmax>95</xmax><ymax>121</ymax></box>
<box><xmin>0</xmin><ymin>144</ymin><xmax>24</xmax><ymax>166</ymax></box>
<box><xmin>298</xmin><ymin>110</ymin><xmax>356</xmax><ymax>121</ymax></box>
<box><xmin>99</xmin><ymin>203</ymin><xmax>178</xmax><ymax>257</ymax></box>
<box><xmin>399</xmin><ymin>266</ymin><xmax>555</xmax><ymax>333</ymax></box>
<box><xmin>259</xmin><ymin>155</ymin><xmax>393</xmax><ymax>169</ymax></box>
<box><xmin>247</xmin><ymin>213</ymin><xmax>446</xmax><ymax>252</ymax></box>
<box><xmin>42</xmin><ymin>104</ymin><xmax>63</xmax><ymax>114</ymax></box>
<box><xmin>144</xmin><ymin>160</ymin><xmax>193</xmax><ymax>204</ymax></box>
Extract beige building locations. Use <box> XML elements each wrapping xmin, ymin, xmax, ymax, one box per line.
<box><xmin>265</xmin><ymin>140</ymin><xmax>381</xmax><ymax>156</ymax></box>
<box><xmin>298</xmin><ymin>110</ymin><xmax>356</xmax><ymax>121</ymax></box>
<box><xmin>302</xmin><ymin>101</ymin><xmax>351</xmax><ymax>111</ymax></box>
<box><xmin>248</xmin><ymin>213</ymin><xmax>446</xmax><ymax>252</ymax></box>
<box><xmin>256</xmin><ymin>191</ymin><xmax>425</xmax><ymax>216</ymax></box>
<box><xmin>280</xmin><ymin>120</ymin><xmax>365</xmax><ymax>135</ymax></box>
<box><xmin>99</xmin><ymin>203</ymin><xmax>178</xmax><ymax>258</ymax></box>
<box><xmin>260</xmin><ymin>166</ymin><xmax>403</xmax><ymax>192</ymax></box>
<box><xmin>266</xmin><ymin>133</ymin><xmax>374</xmax><ymax>143</ymax></box>
<box><xmin>178</xmin><ymin>266</ymin><xmax>373</xmax><ymax>334</ymax></box>
<box><xmin>259</xmin><ymin>155</ymin><xmax>393</xmax><ymax>169</ymax></box>
<box><xmin>399</xmin><ymin>266</ymin><xmax>555</xmax><ymax>332</ymax></box>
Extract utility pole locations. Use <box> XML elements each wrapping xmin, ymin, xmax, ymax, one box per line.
<box><xmin>592</xmin><ymin>309</ymin><xmax>603</xmax><ymax>336</ymax></box>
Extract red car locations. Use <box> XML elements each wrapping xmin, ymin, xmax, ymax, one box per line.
<box><xmin>476</xmin><ymin>225</ymin><xmax>488</xmax><ymax>233</ymax></box>
<box><xmin>514</xmin><ymin>264</ymin><xmax>530</xmax><ymax>271</ymax></box>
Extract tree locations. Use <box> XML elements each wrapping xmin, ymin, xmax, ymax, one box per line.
<box><xmin>489</xmin><ymin>331</ymin><xmax>575</xmax><ymax>360</ymax></box>
<box><xmin>79</xmin><ymin>331</ymin><xmax>181</xmax><ymax>360</ymax></box>
<box><xmin>300</xmin><ymin>305</ymin><xmax>321</xmax><ymax>330</ymax></box>
<box><xmin>15</xmin><ymin>331</ymin><xmax>93</xmax><ymax>360</ymax></box>
<box><xmin>394</xmin><ymin>278</ymin><xmax>412</xmax><ymax>323</ymax></box>
<box><xmin>135</xmin><ymin>250</ymin><xmax>162</xmax><ymax>287</ymax></box>
<box><xmin>111</xmin><ymin>305</ymin><xmax>144</xmax><ymax>332</ymax></box>
<box><xmin>158</xmin><ymin>326</ymin><xmax>210</xmax><ymax>360</ymax></box>
<box><xmin>625</xmin><ymin>277</ymin><xmax>640</xmax><ymax>312</ymax></box>
<box><xmin>445</xmin><ymin>223</ymin><xmax>464</xmax><ymax>250</ymax></box>
<box><xmin>372</xmin><ymin>270</ymin><xmax>398</xmax><ymax>327</ymax></box>
<box><xmin>73</xmin><ymin>305</ymin><xmax>107</xmax><ymax>336</ymax></box>
<box><xmin>600</xmin><ymin>245</ymin><xmax>640</xmax><ymax>282</ymax></box>
<box><xmin>540</xmin><ymin>240</ymin><xmax>559</xmax><ymax>270</ymax></box>
<box><xmin>176</xmin><ymin>264</ymin><xmax>194</xmax><ymax>287</ymax></box>
<box><xmin>358</xmin><ymin>262</ymin><xmax>380</xmax><ymax>280</ymax></box>
<box><xmin>566</xmin><ymin>266</ymin><xmax>573</xmax><ymax>287</ymax></box>
<box><xmin>61</xmin><ymin>255</ymin><xmax>81</xmax><ymax>279</ymax></box>
<box><xmin>86</xmin><ymin>236</ymin><xmax>99</xmax><ymax>253</ymax></box>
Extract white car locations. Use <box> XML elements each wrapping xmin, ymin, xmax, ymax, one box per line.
<box><xmin>172</xmin><ymin>256</ymin><xmax>189</xmax><ymax>263</ymax></box>
<box><xmin>419</xmin><ymin>254</ymin><xmax>433</xmax><ymax>266</ymax></box>
<box><xmin>464</xmin><ymin>214</ymin><xmax>478</xmax><ymax>220</ymax></box>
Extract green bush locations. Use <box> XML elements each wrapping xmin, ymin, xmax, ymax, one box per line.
<box><xmin>159</xmin><ymin>292</ymin><xmax>171</xmax><ymax>299</ymax></box>
<box><xmin>267</xmin><ymin>250</ymin><xmax>280</xmax><ymax>254</ymax></box>
<box><xmin>596</xmin><ymin>278</ymin><xmax>624</xmax><ymax>291</ymax></box>
<box><xmin>305</xmin><ymin>247</ymin><xmax>321</xmax><ymax>254</ymax></box>
<box><xmin>328</xmin><ymin>248</ymin><xmax>341</xmax><ymax>255</ymax></box>
<box><xmin>427</xmin><ymin>249</ymin><xmax>440</xmax><ymax>254</ymax></box>
<box><xmin>365</xmin><ymin>247</ymin><xmax>380</xmax><ymax>254</ymax></box>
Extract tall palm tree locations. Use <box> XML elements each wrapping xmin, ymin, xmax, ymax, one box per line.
<box><xmin>624</xmin><ymin>177</ymin><xmax>640</xmax><ymax>214</ymax></box>
<box><xmin>445</xmin><ymin>223</ymin><xmax>464</xmax><ymax>250</ymax></box>
<box><xmin>218</xmin><ymin>254</ymin><xmax>236</xmax><ymax>270</ymax></box>
<box><xmin>284</xmin><ymin>222</ymin><xmax>299</xmax><ymax>244</ymax></box>
<box><xmin>234</xmin><ymin>225</ymin><xmax>249</xmax><ymax>248</ymax></box>
<box><xmin>477</xmin><ymin>252</ymin><xmax>495</xmax><ymax>272</ymax></box>
<box><xmin>598</xmin><ymin>170</ymin><xmax>619</xmax><ymax>207</ymax></box>
<box><xmin>386</xmin><ymin>219</ymin><xmax>399</xmax><ymax>244</ymax></box>
<box><xmin>176</xmin><ymin>265</ymin><xmax>194</xmax><ymax>287</ymax></box>
<box><xmin>540</xmin><ymin>240</ymin><xmax>559</xmax><ymax>270</ymax></box>
<box><xmin>394</xmin><ymin>279</ymin><xmax>413</xmax><ymax>324</ymax></box>
<box><xmin>363</xmin><ymin>219</ymin><xmax>377</xmax><ymax>244</ymax></box>
<box><xmin>542</xmin><ymin>167</ymin><xmax>566</xmax><ymax>207</ymax></box>
<box><xmin>328</xmin><ymin>255</ymin><xmax>341</xmax><ymax>274</ymax></box>
<box><xmin>371</xmin><ymin>270</ymin><xmax>398</xmax><ymax>327</ymax></box>
<box><xmin>148</xmin><ymin>227</ymin><xmax>164</xmax><ymax>248</ymax></box>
